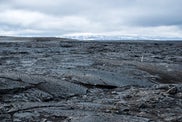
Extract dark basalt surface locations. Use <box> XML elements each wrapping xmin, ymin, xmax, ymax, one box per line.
<box><xmin>0</xmin><ymin>37</ymin><xmax>182</xmax><ymax>122</ymax></box>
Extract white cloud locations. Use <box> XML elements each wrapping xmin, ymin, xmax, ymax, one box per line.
<box><xmin>0</xmin><ymin>9</ymin><xmax>103</xmax><ymax>36</ymax></box>
<box><xmin>0</xmin><ymin>10</ymin><xmax>45</xmax><ymax>27</ymax></box>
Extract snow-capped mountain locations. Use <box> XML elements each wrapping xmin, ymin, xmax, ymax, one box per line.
<box><xmin>62</xmin><ymin>33</ymin><xmax>182</xmax><ymax>41</ymax></box>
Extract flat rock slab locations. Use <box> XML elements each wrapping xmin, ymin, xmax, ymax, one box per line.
<box><xmin>62</xmin><ymin>69</ymin><xmax>154</xmax><ymax>88</ymax></box>
<box><xmin>0</xmin><ymin>72</ymin><xmax>87</xmax><ymax>99</ymax></box>
<box><xmin>37</xmin><ymin>77</ymin><xmax>87</xmax><ymax>98</ymax></box>
<box><xmin>0</xmin><ymin>78</ymin><xmax>31</xmax><ymax>94</ymax></box>
<box><xmin>1</xmin><ymin>88</ymin><xmax>53</xmax><ymax>102</ymax></box>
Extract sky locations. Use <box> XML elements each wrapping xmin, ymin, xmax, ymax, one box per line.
<box><xmin>0</xmin><ymin>0</ymin><xmax>182</xmax><ymax>38</ymax></box>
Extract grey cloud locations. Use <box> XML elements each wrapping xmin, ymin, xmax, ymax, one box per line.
<box><xmin>0</xmin><ymin>0</ymin><xmax>182</xmax><ymax>37</ymax></box>
<box><xmin>124</xmin><ymin>0</ymin><xmax>182</xmax><ymax>27</ymax></box>
<box><xmin>132</xmin><ymin>15</ymin><xmax>182</xmax><ymax>27</ymax></box>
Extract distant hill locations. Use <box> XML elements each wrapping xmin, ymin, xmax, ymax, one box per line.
<box><xmin>0</xmin><ymin>36</ymin><xmax>76</xmax><ymax>42</ymax></box>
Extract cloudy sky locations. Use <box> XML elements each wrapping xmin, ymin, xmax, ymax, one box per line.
<box><xmin>0</xmin><ymin>0</ymin><xmax>182</xmax><ymax>38</ymax></box>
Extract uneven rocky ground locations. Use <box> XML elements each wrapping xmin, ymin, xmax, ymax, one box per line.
<box><xmin>0</xmin><ymin>37</ymin><xmax>182</xmax><ymax>122</ymax></box>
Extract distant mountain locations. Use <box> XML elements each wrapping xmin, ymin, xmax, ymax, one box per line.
<box><xmin>62</xmin><ymin>34</ymin><xmax>182</xmax><ymax>41</ymax></box>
